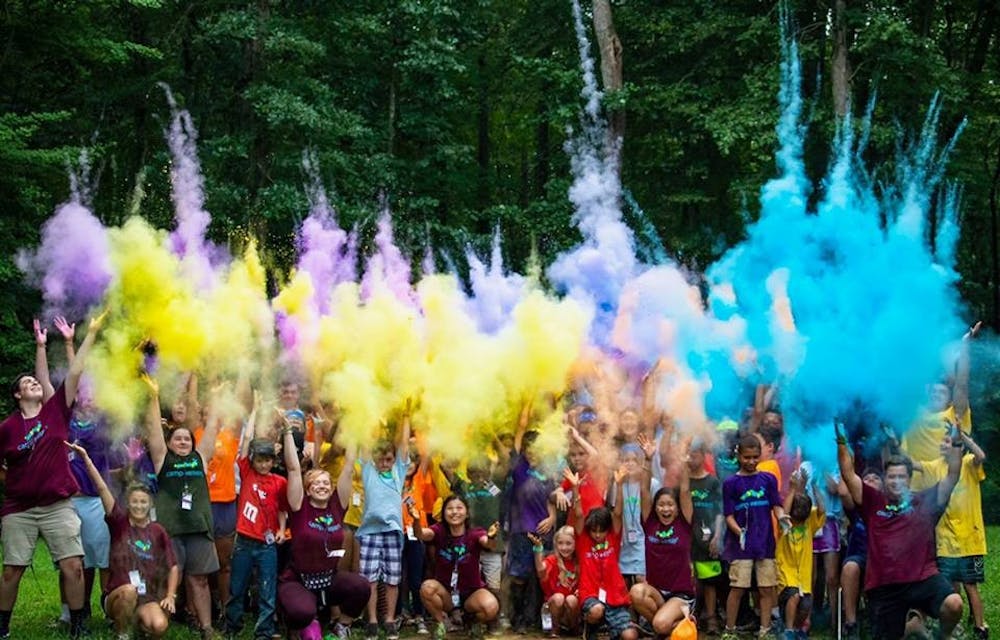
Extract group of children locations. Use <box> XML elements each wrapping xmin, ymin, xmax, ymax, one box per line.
<box><xmin>3</xmin><ymin>319</ymin><xmax>990</xmax><ymax>640</ymax></box>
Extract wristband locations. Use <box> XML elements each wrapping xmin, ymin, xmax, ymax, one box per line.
<box><xmin>532</xmin><ymin>545</ymin><xmax>544</xmax><ymax>554</ymax></box>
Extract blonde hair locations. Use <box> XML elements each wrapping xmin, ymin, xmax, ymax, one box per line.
<box><xmin>553</xmin><ymin>525</ymin><xmax>577</xmax><ymax>580</ymax></box>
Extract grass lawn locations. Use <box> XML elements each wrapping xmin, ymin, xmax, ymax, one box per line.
<box><xmin>6</xmin><ymin>527</ymin><xmax>999</xmax><ymax>638</ymax></box>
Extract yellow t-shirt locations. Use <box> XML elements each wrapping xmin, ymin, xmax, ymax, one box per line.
<box><xmin>915</xmin><ymin>455</ymin><xmax>987</xmax><ymax>557</ymax></box>
<box><xmin>901</xmin><ymin>405</ymin><xmax>971</xmax><ymax>464</ymax></box>
<box><xmin>776</xmin><ymin>507</ymin><xmax>826</xmax><ymax>592</ymax></box>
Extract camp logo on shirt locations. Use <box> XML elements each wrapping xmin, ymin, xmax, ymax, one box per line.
<box><xmin>308</xmin><ymin>514</ymin><xmax>342</xmax><ymax>533</ymax></box>
<box><xmin>691</xmin><ymin>488</ymin><xmax>710</xmax><ymax>501</ymax></box>
<box><xmin>587</xmin><ymin>540</ymin><xmax>613</xmax><ymax>560</ymax></box>
<box><xmin>876</xmin><ymin>499</ymin><xmax>913</xmax><ymax>519</ymax></box>
<box><xmin>440</xmin><ymin>542</ymin><xmax>469</xmax><ymax>563</ymax></box>
<box><xmin>527</xmin><ymin>468</ymin><xmax>547</xmax><ymax>482</ymax></box>
<box><xmin>18</xmin><ymin>420</ymin><xmax>45</xmax><ymax>451</ymax></box>
<box><xmin>132</xmin><ymin>538</ymin><xmax>153</xmax><ymax>560</ymax></box>
<box><xmin>735</xmin><ymin>486</ymin><xmax>769</xmax><ymax>510</ymax></box>
<box><xmin>649</xmin><ymin>525</ymin><xmax>678</xmax><ymax>545</ymax></box>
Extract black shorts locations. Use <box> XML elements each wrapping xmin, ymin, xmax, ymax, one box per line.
<box><xmin>867</xmin><ymin>574</ymin><xmax>955</xmax><ymax>640</ymax></box>
<box><xmin>777</xmin><ymin>587</ymin><xmax>813</xmax><ymax>615</ymax></box>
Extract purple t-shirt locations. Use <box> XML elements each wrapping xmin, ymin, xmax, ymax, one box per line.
<box><xmin>430</xmin><ymin>523</ymin><xmax>486</xmax><ymax>596</ymax></box>
<box><xmin>643</xmin><ymin>513</ymin><xmax>695</xmax><ymax>596</ymax></box>
<box><xmin>860</xmin><ymin>483</ymin><xmax>942</xmax><ymax>591</ymax></box>
<box><xmin>68</xmin><ymin>415</ymin><xmax>113</xmax><ymax>497</ymax></box>
<box><xmin>288</xmin><ymin>498</ymin><xmax>348</xmax><ymax>577</ymax></box>
<box><xmin>509</xmin><ymin>454</ymin><xmax>553</xmax><ymax>534</ymax></box>
<box><xmin>0</xmin><ymin>385</ymin><xmax>79</xmax><ymax>516</ymax></box>
<box><xmin>722</xmin><ymin>471</ymin><xmax>780</xmax><ymax>561</ymax></box>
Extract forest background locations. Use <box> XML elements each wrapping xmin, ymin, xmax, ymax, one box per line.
<box><xmin>2</xmin><ymin>1</ymin><xmax>999</xmax><ymax>518</ymax></box>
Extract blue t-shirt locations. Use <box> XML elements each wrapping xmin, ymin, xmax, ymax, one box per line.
<box><xmin>722</xmin><ymin>471</ymin><xmax>780</xmax><ymax>561</ymax></box>
<box><xmin>358</xmin><ymin>449</ymin><xmax>408</xmax><ymax>536</ymax></box>
<box><xmin>68</xmin><ymin>415</ymin><xmax>113</xmax><ymax>497</ymax></box>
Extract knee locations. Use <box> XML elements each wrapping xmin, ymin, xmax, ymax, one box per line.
<box><xmin>482</xmin><ymin>596</ymin><xmax>499</xmax><ymax>621</ymax></box>
<box><xmin>942</xmin><ymin>593</ymin><xmax>963</xmax><ymax>619</ymax></box>
<box><xmin>419</xmin><ymin>580</ymin><xmax>438</xmax><ymax>600</ymax></box>
<box><xmin>566</xmin><ymin>595</ymin><xmax>580</xmax><ymax>610</ymax></box>
<box><xmin>628</xmin><ymin>583</ymin><xmax>647</xmax><ymax>602</ymax></box>
<box><xmin>149</xmin><ymin>614</ymin><xmax>169</xmax><ymax>636</ymax></box>
<box><xmin>189</xmin><ymin>574</ymin><xmax>208</xmax><ymax>587</ymax></box>
<box><xmin>585</xmin><ymin>603</ymin><xmax>604</xmax><ymax>623</ymax></box>
<box><xmin>550</xmin><ymin>593</ymin><xmax>566</xmax><ymax>608</ymax></box>
<box><xmin>1</xmin><ymin>566</ymin><xmax>24</xmax><ymax>582</ymax></box>
<box><xmin>621</xmin><ymin>627</ymin><xmax>639</xmax><ymax>640</ymax></box>
<box><xmin>59</xmin><ymin>556</ymin><xmax>83</xmax><ymax>576</ymax></box>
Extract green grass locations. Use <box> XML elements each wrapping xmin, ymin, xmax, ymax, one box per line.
<box><xmin>7</xmin><ymin>528</ymin><xmax>1000</xmax><ymax>638</ymax></box>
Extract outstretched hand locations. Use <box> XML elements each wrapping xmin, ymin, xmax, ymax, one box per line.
<box><xmin>562</xmin><ymin>468</ymin><xmax>581</xmax><ymax>487</ymax></box>
<box><xmin>834</xmin><ymin>419</ymin><xmax>847</xmax><ymax>444</ymax></box>
<box><xmin>33</xmin><ymin>318</ymin><xmax>47</xmax><ymax>346</ymax></box>
<box><xmin>54</xmin><ymin>316</ymin><xmax>76</xmax><ymax>341</ymax></box>
<box><xmin>63</xmin><ymin>440</ymin><xmax>89</xmax><ymax>460</ymax></box>
<box><xmin>964</xmin><ymin>320</ymin><xmax>983</xmax><ymax>341</ymax></box>
<box><xmin>89</xmin><ymin>308</ymin><xmax>109</xmax><ymax>332</ymax></box>
<box><xmin>526</xmin><ymin>531</ymin><xmax>543</xmax><ymax>547</ymax></box>
<box><xmin>636</xmin><ymin>433</ymin><xmax>656</xmax><ymax>460</ymax></box>
<box><xmin>139</xmin><ymin>372</ymin><xmax>159</xmax><ymax>396</ymax></box>
<box><xmin>487</xmin><ymin>521</ymin><xmax>501</xmax><ymax>539</ymax></box>
<box><xmin>613</xmin><ymin>464</ymin><xmax>629</xmax><ymax>485</ymax></box>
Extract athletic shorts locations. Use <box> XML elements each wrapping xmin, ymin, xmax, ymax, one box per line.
<box><xmin>777</xmin><ymin>587</ymin><xmax>813</xmax><ymax>615</ymax></box>
<box><xmin>72</xmin><ymin>495</ymin><xmax>110</xmax><ymax>569</ymax></box>
<box><xmin>937</xmin><ymin>556</ymin><xmax>985</xmax><ymax>585</ymax></box>
<box><xmin>582</xmin><ymin>598</ymin><xmax>633</xmax><ymax>638</ymax></box>
<box><xmin>211</xmin><ymin>501</ymin><xmax>237</xmax><ymax>538</ymax></box>
<box><xmin>2</xmin><ymin>499</ymin><xmax>83</xmax><ymax>565</ymax></box>
<box><xmin>359</xmin><ymin>531</ymin><xmax>403</xmax><ymax>585</ymax></box>
<box><xmin>812</xmin><ymin>519</ymin><xmax>840</xmax><ymax>554</ymax></box>
<box><xmin>171</xmin><ymin>532</ymin><xmax>221</xmax><ymax>576</ymax></box>
<box><xmin>867</xmin><ymin>573</ymin><xmax>955</xmax><ymax>640</ymax></box>
<box><xmin>728</xmin><ymin>558</ymin><xmax>777</xmax><ymax>589</ymax></box>
<box><xmin>480</xmin><ymin>550</ymin><xmax>503</xmax><ymax>590</ymax></box>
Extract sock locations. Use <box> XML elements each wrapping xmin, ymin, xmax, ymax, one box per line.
<box><xmin>0</xmin><ymin>609</ymin><xmax>11</xmax><ymax>634</ymax></box>
<box><xmin>61</xmin><ymin>603</ymin><xmax>70</xmax><ymax>622</ymax></box>
<box><xmin>69</xmin><ymin>608</ymin><xmax>85</xmax><ymax>633</ymax></box>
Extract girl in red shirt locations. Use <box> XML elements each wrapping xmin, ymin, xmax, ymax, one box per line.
<box><xmin>529</xmin><ymin>526</ymin><xmax>580</xmax><ymax>637</ymax></box>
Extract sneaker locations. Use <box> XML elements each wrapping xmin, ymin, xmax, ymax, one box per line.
<box><xmin>758</xmin><ymin>627</ymin><xmax>775</xmax><ymax>639</ymax></box>
<box><xmin>434</xmin><ymin>621</ymin><xmax>447</xmax><ymax>640</ymax></box>
<box><xmin>844</xmin><ymin>622</ymin><xmax>860</xmax><ymax>640</ymax></box>
<box><xmin>332</xmin><ymin>621</ymin><xmax>353</xmax><ymax>640</ymax></box>
<box><xmin>783</xmin><ymin>631</ymin><xmax>796</xmax><ymax>640</ymax></box>
<box><xmin>973</xmin><ymin>627</ymin><xmax>990</xmax><ymax>640</ymax></box>
<box><xmin>720</xmin><ymin>629</ymin><xmax>740</xmax><ymax>640</ymax></box>
<box><xmin>69</xmin><ymin>625</ymin><xmax>91</xmax><ymax>639</ymax></box>
<box><xmin>470</xmin><ymin>622</ymin><xmax>485</xmax><ymax>640</ymax></box>
<box><xmin>385</xmin><ymin>620</ymin><xmax>400</xmax><ymax>640</ymax></box>
<box><xmin>904</xmin><ymin>610</ymin><xmax>932</xmax><ymax>640</ymax></box>
<box><xmin>365</xmin><ymin>622</ymin><xmax>380</xmax><ymax>640</ymax></box>
<box><xmin>116</xmin><ymin>634</ymin><xmax>131</xmax><ymax>640</ymax></box>
<box><xmin>415</xmin><ymin>619</ymin><xmax>430</xmax><ymax>635</ymax></box>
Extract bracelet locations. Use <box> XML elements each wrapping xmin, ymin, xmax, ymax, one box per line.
<box><xmin>166</xmin><ymin>593</ymin><xmax>176</xmax><ymax>600</ymax></box>
<box><xmin>532</xmin><ymin>545</ymin><xmax>544</xmax><ymax>553</ymax></box>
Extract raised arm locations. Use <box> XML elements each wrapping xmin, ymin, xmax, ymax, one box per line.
<box><xmin>238</xmin><ymin>392</ymin><xmax>261</xmax><ymax>459</ymax></box>
<box><xmin>33</xmin><ymin>319</ymin><xmax>55</xmax><ymax>403</ymax></box>
<box><xmin>337</xmin><ymin>446</ymin><xmax>356</xmax><ymax>511</ymax></box>
<box><xmin>405</xmin><ymin>502</ymin><xmax>435</xmax><ymax>542</ymax></box>
<box><xmin>638</xmin><ymin>433</ymin><xmax>656</xmax><ymax>520</ymax></box>
<box><xmin>958</xmin><ymin>430</ymin><xmax>986</xmax><ymax>466</ymax></box>
<box><xmin>65</xmin><ymin>441</ymin><xmax>114</xmax><ymax>515</ymax></box>
<box><xmin>142</xmin><ymin>374</ymin><xmax>167</xmax><ymax>474</ymax></box>
<box><xmin>836</xmin><ymin>420</ymin><xmax>862</xmax><ymax>506</ymax></box>
<box><xmin>65</xmin><ymin>311</ymin><xmax>105</xmax><ymax>407</ymax></box>
<box><xmin>514</xmin><ymin>398</ymin><xmax>532</xmax><ymax>454</ymax></box>
<box><xmin>54</xmin><ymin>316</ymin><xmax>77</xmax><ymax>363</ymax></box>
<box><xmin>611</xmin><ymin>465</ymin><xmax>626</xmax><ymax>534</ymax></box>
<box><xmin>565</xmin><ymin>468</ymin><xmax>584</xmax><ymax>536</ymax></box>
<box><xmin>953</xmin><ymin>321</ymin><xmax>979</xmax><ymax>422</ymax></box>
<box><xmin>283</xmin><ymin>422</ymin><xmax>304</xmax><ymax>511</ymax></box>
<box><xmin>937</xmin><ymin>435</ymin><xmax>964</xmax><ymax>508</ymax></box>
<box><xmin>397</xmin><ymin>408</ymin><xmax>411</xmax><ymax>462</ymax></box>
<box><xmin>678</xmin><ymin>440</ymin><xmax>694</xmax><ymax>524</ymax></box>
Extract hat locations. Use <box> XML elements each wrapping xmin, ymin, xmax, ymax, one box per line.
<box><xmin>717</xmin><ymin>419</ymin><xmax>739</xmax><ymax>432</ymax></box>
<box><xmin>250</xmin><ymin>438</ymin><xmax>277</xmax><ymax>458</ymax></box>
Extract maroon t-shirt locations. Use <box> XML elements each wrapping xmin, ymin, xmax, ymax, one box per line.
<box><xmin>860</xmin><ymin>482</ymin><xmax>944</xmax><ymax>591</ymax></box>
<box><xmin>430</xmin><ymin>523</ymin><xmax>486</xmax><ymax>596</ymax></box>
<box><xmin>104</xmin><ymin>504</ymin><xmax>176</xmax><ymax>604</ymax></box>
<box><xmin>643</xmin><ymin>514</ymin><xmax>695</xmax><ymax>596</ymax></box>
<box><xmin>287</xmin><ymin>498</ymin><xmax>348</xmax><ymax>577</ymax></box>
<box><xmin>0</xmin><ymin>385</ymin><xmax>79</xmax><ymax>516</ymax></box>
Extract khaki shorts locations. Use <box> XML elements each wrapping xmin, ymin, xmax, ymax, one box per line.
<box><xmin>728</xmin><ymin>558</ymin><xmax>777</xmax><ymax>589</ymax></box>
<box><xmin>480</xmin><ymin>550</ymin><xmax>503</xmax><ymax>590</ymax></box>
<box><xmin>2</xmin><ymin>500</ymin><xmax>83</xmax><ymax>566</ymax></box>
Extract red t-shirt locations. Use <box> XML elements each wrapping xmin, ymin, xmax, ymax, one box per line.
<box><xmin>287</xmin><ymin>498</ymin><xmax>348</xmax><ymax>577</ymax></box>
<box><xmin>577</xmin><ymin>529</ymin><xmax>629</xmax><ymax>606</ymax></box>
<box><xmin>431</xmin><ymin>524</ymin><xmax>487</xmax><ymax>596</ymax></box>
<box><xmin>541</xmin><ymin>553</ymin><xmax>579</xmax><ymax>598</ymax></box>
<box><xmin>643</xmin><ymin>514</ymin><xmax>695</xmax><ymax>596</ymax></box>
<box><xmin>860</xmin><ymin>482</ymin><xmax>943</xmax><ymax>591</ymax></box>
<box><xmin>104</xmin><ymin>504</ymin><xmax>177</xmax><ymax>603</ymax></box>
<box><xmin>561</xmin><ymin>469</ymin><xmax>607</xmax><ymax>529</ymax></box>
<box><xmin>236</xmin><ymin>456</ymin><xmax>289</xmax><ymax>542</ymax></box>
<box><xmin>0</xmin><ymin>385</ymin><xmax>79</xmax><ymax>516</ymax></box>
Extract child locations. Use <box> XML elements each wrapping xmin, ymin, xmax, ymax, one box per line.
<box><xmin>567</xmin><ymin>467</ymin><xmax>638</xmax><ymax>640</ymax></box>
<box><xmin>554</xmin><ymin>426</ymin><xmax>604</xmax><ymax>539</ymax></box>
<box><xmin>411</xmin><ymin>495</ymin><xmax>500</xmax><ymax>640</ymax></box>
<box><xmin>529</xmin><ymin>527</ymin><xmax>580</xmax><ymax>637</ymax></box>
<box><xmin>629</xmin><ymin>437</ymin><xmax>697</xmax><ymax>637</ymax></box>
<box><xmin>688</xmin><ymin>438</ymin><xmax>724</xmax><ymax>635</ymax></box>
<box><xmin>721</xmin><ymin>435</ymin><xmax>790</xmax><ymax>640</ymax></box>
<box><xmin>224</xmin><ymin>432</ymin><xmax>291</xmax><ymax>640</ymax></box>
<box><xmin>354</xmin><ymin>413</ymin><xmax>411</xmax><ymax>640</ymax></box>
<box><xmin>453</xmin><ymin>456</ymin><xmax>505</xmax><ymax>630</ymax></box>
<box><xmin>776</xmin><ymin>468</ymin><xmax>826</xmax><ymax>640</ymax></box>
<box><xmin>616</xmin><ymin>442</ymin><xmax>651</xmax><ymax>584</ymax></box>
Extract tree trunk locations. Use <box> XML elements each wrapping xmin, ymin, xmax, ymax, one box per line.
<box><xmin>592</xmin><ymin>0</ymin><xmax>625</xmax><ymax>157</ymax></box>
<box><xmin>831</xmin><ymin>0</ymin><xmax>850</xmax><ymax>118</ymax></box>
<box><xmin>477</xmin><ymin>53</ymin><xmax>491</xmax><ymax>209</ymax></box>
<box><xmin>989</xmin><ymin>140</ymin><xmax>1000</xmax><ymax>330</ymax></box>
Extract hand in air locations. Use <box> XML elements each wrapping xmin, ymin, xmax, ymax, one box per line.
<box><xmin>33</xmin><ymin>318</ymin><xmax>47</xmax><ymax>346</ymax></box>
<box><xmin>53</xmin><ymin>316</ymin><xmax>75</xmax><ymax>341</ymax></box>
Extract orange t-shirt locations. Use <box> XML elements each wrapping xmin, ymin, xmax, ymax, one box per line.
<box><xmin>195</xmin><ymin>425</ymin><xmax>240</xmax><ymax>503</ymax></box>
